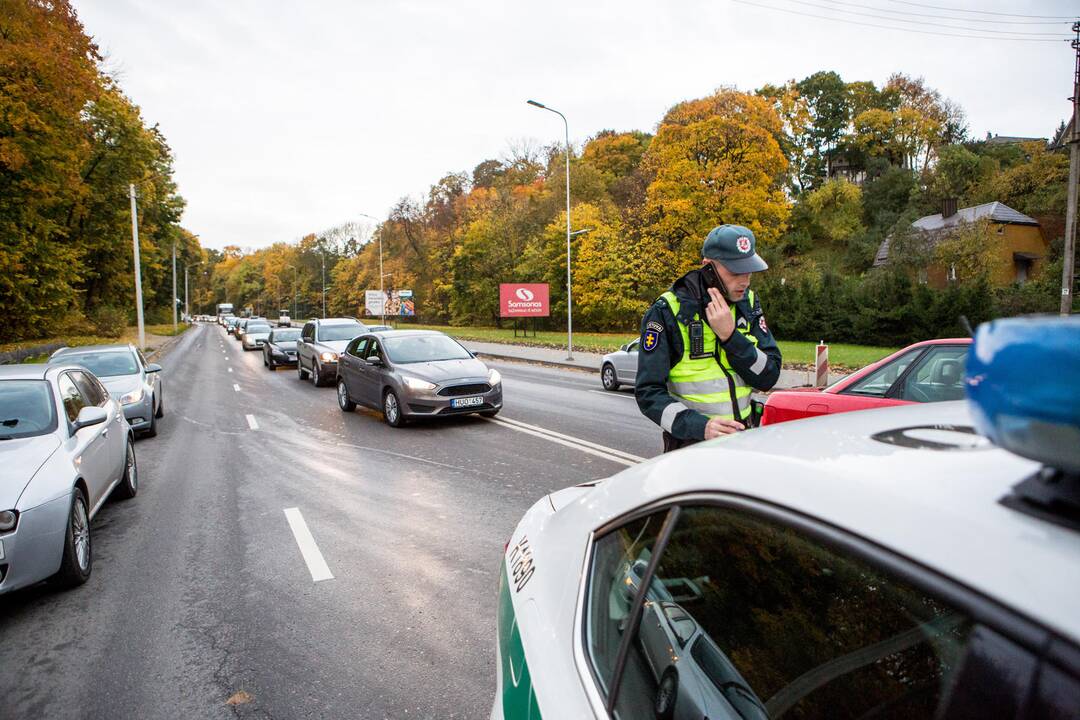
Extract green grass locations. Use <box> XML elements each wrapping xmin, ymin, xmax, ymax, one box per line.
<box><xmin>144</xmin><ymin>323</ymin><xmax>192</xmax><ymax>337</ymax></box>
<box><xmin>2</xmin><ymin>323</ymin><xmax>192</xmax><ymax>360</ymax></box>
<box><xmin>397</xmin><ymin>323</ymin><xmax>898</xmax><ymax>369</ymax></box>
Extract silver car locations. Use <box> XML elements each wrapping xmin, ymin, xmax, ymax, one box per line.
<box><xmin>241</xmin><ymin>322</ymin><xmax>273</xmax><ymax>350</ymax></box>
<box><xmin>0</xmin><ymin>364</ymin><xmax>137</xmax><ymax>595</ymax></box>
<box><xmin>51</xmin><ymin>345</ymin><xmax>164</xmax><ymax>438</ymax></box>
<box><xmin>600</xmin><ymin>339</ymin><xmax>639</xmax><ymax>391</ymax></box>
<box><xmin>335</xmin><ymin>330</ymin><xmax>503</xmax><ymax>426</ymax></box>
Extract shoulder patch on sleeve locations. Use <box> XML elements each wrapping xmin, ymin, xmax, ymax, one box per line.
<box><xmin>646</xmin><ymin>320</ymin><xmax>664</xmax><ymax>333</ymax></box>
<box><xmin>642</xmin><ymin>329</ymin><xmax>660</xmax><ymax>352</ymax></box>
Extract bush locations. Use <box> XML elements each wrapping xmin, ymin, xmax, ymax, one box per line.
<box><xmin>89</xmin><ymin>305</ymin><xmax>128</xmax><ymax>338</ymax></box>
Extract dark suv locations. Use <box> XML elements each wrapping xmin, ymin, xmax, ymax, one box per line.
<box><xmin>296</xmin><ymin>318</ymin><xmax>368</xmax><ymax>387</ymax></box>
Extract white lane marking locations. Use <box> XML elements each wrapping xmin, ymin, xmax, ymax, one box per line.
<box><xmin>246</xmin><ymin>414</ymin><xmax>259</xmax><ymax>430</ymax></box>
<box><xmin>483</xmin><ymin>417</ymin><xmax>638</xmax><ymax>467</ymax></box>
<box><xmin>589</xmin><ymin>389</ymin><xmax>635</xmax><ymax>400</ymax></box>
<box><xmin>228</xmin><ymin>367</ymin><xmax>233</xmax><ymax>373</ymax></box>
<box><xmin>490</xmin><ymin>415</ymin><xmax>645</xmax><ymax>463</ymax></box>
<box><xmin>233</xmin><ymin>384</ymin><xmax>240</xmax><ymax>392</ymax></box>
<box><xmin>283</xmin><ymin>508</ymin><xmax>334</xmax><ymax>582</ymax></box>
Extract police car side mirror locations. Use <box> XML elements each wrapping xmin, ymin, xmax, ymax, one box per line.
<box><xmin>620</xmin><ymin>343</ymin><xmax>628</xmax><ymax>352</ymax></box>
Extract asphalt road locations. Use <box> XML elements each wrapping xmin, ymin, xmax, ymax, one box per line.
<box><xmin>0</xmin><ymin>323</ymin><xmax>659</xmax><ymax>719</ymax></box>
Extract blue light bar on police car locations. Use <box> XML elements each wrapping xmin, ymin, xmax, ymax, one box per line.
<box><xmin>965</xmin><ymin>316</ymin><xmax>1080</xmax><ymax>475</ymax></box>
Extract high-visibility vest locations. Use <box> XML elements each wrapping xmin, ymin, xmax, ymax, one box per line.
<box><xmin>660</xmin><ymin>289</ymin><xmax>758</xmax><ymax>423</ymax></box>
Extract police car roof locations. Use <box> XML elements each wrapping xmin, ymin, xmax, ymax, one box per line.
<box><xmin>578</xmin><ymin>400</ymin><xmax>1080</xmax><ymax>644</ymax></box>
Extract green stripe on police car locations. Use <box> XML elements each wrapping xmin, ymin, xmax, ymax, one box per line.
<box><xmin>498</xmin><ymin>566</ymin><xmax>542</xmax><ymax>719</ymax></box>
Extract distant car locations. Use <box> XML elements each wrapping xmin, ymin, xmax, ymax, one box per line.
<box><xmin>296</xmin><ymin>318</ymin><xmax>368</xmax><ymax>387</ymax></box>
<box><xmin>365</xmin><ymin>324</ymin><xmax>393</xmax><ymax>332</ymax></box>
<box><xmin>492</xmin><ymin>319</ymin><xmax>1080</xmax><ymax>720</ymax></box>
<box><xmin>50</xmin><ymin>344</ymin><xmax>164</xmax><ymax>438</ymax></box>
<box><xmin>241</xmin><ymin>322</ymin><xmax>273</xmax><ymax>351</ymax></box>
<box><xmin>0</xmin><ymin>364</ymin><xmax>138</xmax><ymax>596</ymax></box>
<box><xmin>335</xmin><ymin>330</ymin><xmax>502</xmax><ymax>426</ymax></box>
<box><xmin>760</xmin><ymin>338</ymin><xmax>972</xmax><ymax>426</ymax></box>
<box><xmin>263</xmin><ymin>327</ymin><xmax>301</xmax><ymax>369</ymax></box>
<box><xmin>278</xmin><ymin>310</ymin><xmax>291</xmax><ymax>327</ymax></box>
<box><xmin>600</xmin><ymin>339</ymin><xmax>639</xmax><ymax>391</ymax></box>
<box><xmin>225</xmin><ymin>317</ymin><xmax>240</xmax><ymax>334</ymax></box>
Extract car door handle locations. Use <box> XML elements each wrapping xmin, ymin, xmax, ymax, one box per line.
<box><xmin>101</xmin><ymin>427</ymin><xmax>109</xmax><ymax>438</ymax></box>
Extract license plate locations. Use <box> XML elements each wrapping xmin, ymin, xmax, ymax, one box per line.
<box><xmin>451</xmin><ymin>396</ymin><xmax>484</xmax><ymax>408</ymax></box>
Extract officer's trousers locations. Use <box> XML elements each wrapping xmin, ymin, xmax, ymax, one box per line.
<box><xmin>662</xmin><ymin>432</ymin><xmax>701</xmax><ymax>453</ymax></box>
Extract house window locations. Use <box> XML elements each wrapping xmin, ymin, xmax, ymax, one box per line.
<box><xmin>1015</xmin><ymin>258</ymin><xmax>1032</xmax><ymax>284</ymax></box>
<box><xmin>996</xmin><ymin>225</ymin><xmax>1006</xmax><ymax>235</ymax></box>
<box><xmin>917</xmin><ymin>269</ymin><xmax>928</xmax><ymax>285</ymax></box>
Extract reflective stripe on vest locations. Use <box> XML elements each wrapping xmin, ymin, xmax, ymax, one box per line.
<box><xmin>660</xmin><ymin>289</ymin><xmax>758</xmax><ymax>422</ymax></box>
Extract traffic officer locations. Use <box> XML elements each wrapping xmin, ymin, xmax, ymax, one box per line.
<box><xmin>635</xmin><ymin>224</ymin><xmax>782</xmax><ymax>452</ymax></box>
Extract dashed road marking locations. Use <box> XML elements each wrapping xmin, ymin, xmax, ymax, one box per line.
<box><xmin>228</xmin><ymin>367</ymin><xmax>233</xmax><ymax>373</ymax></box>
<box><xmin>246</xmin><ymin>414</ymin><xmax>259</xmax><ymax>430</ymax></box>
<box><xmin>233</xmin><ymin>384</ymin><xmax>241</xmax><ymax>392</ymax></box>
<box><xmin>283</xmin><ymin>508</ymin><xmax>334</xmax><ymax>582</ymax></box>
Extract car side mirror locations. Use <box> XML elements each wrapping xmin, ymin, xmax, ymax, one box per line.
<box><xmin>146</xmin><ymin>363</ymin><xmax>162</xmax><ymax>373</ymax></box>
<box><xmin>620</xmin><ymin>344</ymin><xmax>628</xmax><ymax>352</ymax></box>
<box><xmin>368</xmin><ymin>357</ymin><xmax>384</xmax><ymax>367</ymax></box>
<box><xmin>73</xmin><ymin>406</ymin><xmax>108</xmax><ymax>432</ymax></box>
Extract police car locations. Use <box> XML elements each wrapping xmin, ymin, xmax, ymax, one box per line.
<box><xmin>494</xmin><ymin>317</ymin><xmax>1080</xmax><ymax>719</ymax></box>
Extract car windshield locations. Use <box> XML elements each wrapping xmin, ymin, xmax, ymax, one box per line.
<box><xmin>0</xmin><ymin>380</ymin><xmax>58</xmax><ymax>440</ymax></box>
<box><xmin>59</xmin><ymin>350</ymin><xmax>139</xmax><ymax>377</ymax></box>
<box><xmin>319</xmin><ymin>324</ymin><xmax>365</xmax><ymax>341</ymax></box>
<box><xmin>246</xmin><ymin>325</ymin><xmax>271</xmax><ymax>334</ymax></box>
<box><xmin>383</xmin><ymin>335</ymin><xmax>472</xmax><ymax>364</ymax></box>
<box><xmin>271</xmin><ymin>329</ymin><xmax>301</xmax><ymax>342</ymax></box>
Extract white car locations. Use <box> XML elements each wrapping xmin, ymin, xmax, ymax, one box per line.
<box><xmin>600</xmin><ymin>340</ymin><xmax>639</xmax><ymax>391</ymax></box>
<box><xmin>494</xmin><ymin>317</ymin><xmax>1080</xmax><ymax>720</ymax></box>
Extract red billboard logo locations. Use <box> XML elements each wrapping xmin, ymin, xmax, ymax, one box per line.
<box><xmin>500</xmin><ymin>283</ymin><xmax>549</xmax><ymax>317</ymax></box>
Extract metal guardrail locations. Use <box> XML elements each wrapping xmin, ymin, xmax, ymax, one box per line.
<box><xmin>0</xmin><ymin>342</ymin><xmax>65</xmax><ymax>365</ymax></box>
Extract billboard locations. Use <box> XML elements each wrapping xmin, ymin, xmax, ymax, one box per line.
<box><xmin>365</xmin><ymin>289</ymin><xmax>415</xmax><ymax>316</ymax></box>
<box><xmin>499</xmin><ymin>283</ymin><xmax>550</xmax><ymax>318</ymax></box>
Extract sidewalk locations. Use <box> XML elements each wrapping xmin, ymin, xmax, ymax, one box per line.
<box><xmin>459</xmin><ymin>340</ymin><xmax>840</xmax><ymax>390</ymax></box>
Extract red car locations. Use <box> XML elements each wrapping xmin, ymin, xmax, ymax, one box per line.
<box><xmin>761</xmin><ymin>338</ymin><xmax>972</xmax><ymax>426</ymax></box>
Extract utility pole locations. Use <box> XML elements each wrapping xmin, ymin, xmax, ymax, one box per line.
<box><xmin>1062</xmin><ymin>20</ymin><xmax>1080</xmax><ymax>316</ymax></box>
<box><xmin>321</xmin><ymin>251</ymin><xmax>326</xmax><ymax>318</ymax></box>
<box><xmin>129</xmin><ymin>184</ymin><xmax>146</xmax><ymax>350</ymax></box>
<box><xmin>171</xmin><ymin>244</ymin><xmax>177</xmax><ymax>331</ymax></box>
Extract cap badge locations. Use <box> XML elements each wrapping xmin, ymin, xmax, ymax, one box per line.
<box><xmin>736</xmin><ymin>237</ymin><xmax>752</xmax><ymax>253</ymax></box>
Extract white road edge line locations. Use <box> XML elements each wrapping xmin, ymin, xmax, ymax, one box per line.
<box><xmin>491</xmin><ymin>415</ymin><xmax>645</xmax><ymax>462</ymax></box>
<box><xmin>482</xmin><ymin>417</ymin><xmax>638</xmax><ymax>466</ymax></box>
<box><xmin>233</xmin><ymin>384</ymin><xmax>241</xmax><ymax>392</ymax></box>
<box><xmin>588</xmin><ymin>390</ymin><xmax>635</xmax><ymax>400</ymax></box>
<box><xmin>246</xmin><ymin>414</ymin><xmax>259</xmax><ymax>430</ymax></box>
<box><xmin>283</xmin><ymin>508</ymin><xmax>334</xmax><ymax>582</ymax></box>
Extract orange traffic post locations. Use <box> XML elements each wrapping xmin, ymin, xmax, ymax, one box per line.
<box><xmin>815</xmin><ymin>340</ymin><xmax>829</xmax><ymax>388</ymax></box>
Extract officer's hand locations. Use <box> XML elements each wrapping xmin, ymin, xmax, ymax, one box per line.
<box><xmin>704</xmin><ymin>287</ymin><xmax>735</xmax><ymax>342</ymax></box>
<box><xmin>705</xmin><ymin>417</ymin><xmax>744</xmax><ymax>439</ymax></box>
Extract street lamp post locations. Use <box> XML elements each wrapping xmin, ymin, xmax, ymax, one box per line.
<box><xmin>171</xmin><ymin>244</ymin><xmax>178</xmax><ymax>332</ymax></box>
<box><xmin>184</xmin><ymin>261</ymin><xmax>203</xmax><ymax>320</ymax></box>
<box><xmin>527</xmin><ymin>99</ymin><xmax>574</xmax><ymax>360</ymax></box>
<box><xmin>357</xmin><ymin>213</ymin><xmax>386</xmax><ymax>323</ymax></box>
<box><xmin>129</xmin><ymin>184</ymin><xmax>146</xmax><ymax>350</ymax></box>
<box><xmin>285</xmin><ymin>264</ymin><xmax>298</xmax><ymax>320</ymax></box>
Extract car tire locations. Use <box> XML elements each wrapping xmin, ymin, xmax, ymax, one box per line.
<box><xmin>654</xmin><ymin>669</ymin><xmax>678</xmax><ymax>720</ymax></box>
<box><xmin>263</xmin><ymin>353</ymin><xmax>268</xmax><ymax>367</ymax></box>
<box><xmin>267</xmin><ymin>356</ymin><xmax>275</xmax><ymax>370</ymax></box>
<box><xmin>383</xmin><ymin>389</ymin><xmax>405</xmax><ymax>427</ymax></box>
<box><xmin>144</xmin><ymin>412</ymin><xmax>158</xmax><ymax>438</ymax></box>
<box><xmin>312</xmin><ymin>362</ymin><xmax>322</xmax><ymax>387</ymax></box>
<box><xmin>113</xmin><ymin>439</ymin><xmax>138</xmax><ymax>500</ymax></box>
<box><xmin>337</xmin><ymin>380</ymin><xmax>356</xmax><ymax>412</ymax></box>
<box><xmin>155</xmin><ymin>391</ymin><xmax>164</xmax><ymax>419</ymax></box>
<box><xmin>602</xmin><ymin>364</ymin><xmax>620</xmax><ymax>391</ymax></box>
<box><xmin>298</xmin><ymin>359</ymin><xmax>309</xmax><ymax>381</ymax></box>
<box><xmin>53</xmin><ymin>487</ymin><xmax>92</xmax><ymax>589</ymax></box>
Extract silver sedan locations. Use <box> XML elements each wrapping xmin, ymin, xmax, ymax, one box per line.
<box><xmin>0</xmin><ymin>364</ymin><xmax>137</xmax><ymax>595</ymax></box>
<box><xmin>600</xmin><ymin>339</ymin><xmax>639</xmax><ymax>391</ymax></box>
<box><xmin>335</xmin><ymin>330</ymin><xmax>502</xmax><ymax>426</ymax></box>
<box><xmin>51</xmin><ymin>344</ymin><xmax>164</xmax><ymax>438</ymax></box>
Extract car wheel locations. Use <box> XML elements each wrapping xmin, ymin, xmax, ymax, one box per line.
<box><xmin>383</xmin><ymin>389</ymin><xmax>404</xmax><ymax>427</ymax></box>
<box><xmin>267</xmin><ymin>356</ymin><xmax>275</xmax><ymax>370</ymax></box>
<box><xmin>337</xmin><ymin>380</ymin><xmax>356</xmax><ymax>412</ymax></box>
<box><xmin>54</xmin><ymin>487</ymin><xmax>92</xmax><ymax>588</ymax></box>
<box><xmin>113</xmin><ymin>440</ymin><xmax>138</xmax><ymax>500</ymax></box>
<box><xmin>298</xmin><ymin>359</ymin><xmax>309</xmax><ymax>381</ymax></box>
<box><xmin>143</xmin><ymin>411</ymin><xmax>158</xmax><ymax>438</ymax></box>
<box><xmin>602</xmin><ymin>364</ymin><xmax>620</xmax><ymax>391</ymax></box>
<box><xmin>263</xmin><ymin>353</ymin><xmax>268</xmax><ymax>367</ymax></box>
<box><xmin>311</xmin><ymin>362</ymin><xmax>322</xmax><ymax>386</ymax></box>
<box><xmin>155</xmin><ymin>391</ymin><xmax>164</xmax><ymax>418</ymax></box>
<box><xmin>654</xmin><ymin>669</ymin><xmax>678</xmax><ymax>720</ymax></box>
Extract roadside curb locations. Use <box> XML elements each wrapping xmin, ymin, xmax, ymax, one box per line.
<box><xmin>145</xmin><ymin>329</ymin><xmax>190</xmax><ymax>361</ymax></box>
<box><xmin>471</xmin><ymin>349</ymin><xmax>596</xmax><ymax>373</ymax></box>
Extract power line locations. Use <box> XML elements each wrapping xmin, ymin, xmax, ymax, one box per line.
<box><xmin>730</xmin><ymin>0</ymin><xmax>1072</xmax><ymax>41</ymax></box>
<box><xmin>816</xmin><ymin>0</ymin><xmax>1074</xmax><ymax>25</ymax></box>
<box><xmin>782</xmin><ymin>0</ymin><xmax>1071</xmax><ymax>35</ymax></box>
<box><xmin>882</xmin><ymin>0</ymin><xmax>1077</xmax><ymax>20</ymax></box>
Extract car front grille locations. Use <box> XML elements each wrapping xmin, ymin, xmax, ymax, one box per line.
<box><xmin>437</xmin><ymin>383</ymin><xmax>491</xmax><ymax>397</ymax></box>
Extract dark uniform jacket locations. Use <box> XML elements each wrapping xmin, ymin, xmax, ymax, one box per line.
<box><xmin>634</xmin><ymin>268</ymin><xmax>782</xmax><ymax>441</ymax></box>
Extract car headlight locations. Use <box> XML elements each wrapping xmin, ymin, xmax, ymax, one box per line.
<box><xmin>0</xmin><ymin>509</ymin><xmax>17</xmax><ymax>532</ymax></box>
<box><xmin>488</xmin><ymin>368</ymin><xmax>502</xmax><ymax>385</ymax></box>
<box><xmin>120</xmin><ymin>386</ymin><xmax>145</xmax><ymax>405</ymax></box>
<box><xmin>320</xmin><ymin>351</ymin><xmax>338</xmax><ymax>362</ymax></box>
<box><xmin>402</xmin><ymin>375</ymin><xmax>436</xmax><ymax>391</ymax></box>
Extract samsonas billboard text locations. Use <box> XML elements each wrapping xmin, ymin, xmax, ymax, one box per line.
<box><xmin>499</xmin><ymin>284</ymin><xmax>549</xmax><ymax>317</ymax></box>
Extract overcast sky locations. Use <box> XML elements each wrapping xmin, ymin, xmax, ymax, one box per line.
<box><xmin>73</xmin><ymin>0</ymin><xmax>1078</xmax><ymax>251</ymax></box>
